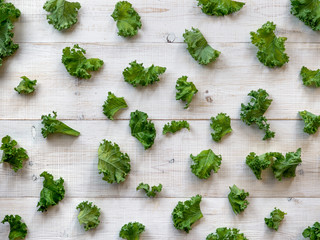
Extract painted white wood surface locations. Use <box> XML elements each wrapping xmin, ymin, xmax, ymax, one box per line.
<box><xmin>0</xmin><ymin>0</ymin><xmax>319</xmax><ymax>239</ymax></box>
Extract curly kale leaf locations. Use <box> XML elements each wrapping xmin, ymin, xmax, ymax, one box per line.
<box><xmin>190</xmin><ymin>149</ymin><xmax>222</xmax><ymax>179</ymax></box>
<box><xmin>1</xmin><ymin>135</ymin><xmax>28</xmax><ymax>172</ymax></box>
<box><xmin>62</xmin><ymin>44</ymin><xmax>104</xmax><ymax>79</ymax></box>
<box><xmin>300</xmin><ymin>66</ymin><xmax>320</xmax><ymax>87</ymax></box>
<box><xmin>136</xmin><ymin>183</ymin><xmax>162</xmax><ymax>197</ymax></box>
<box><xmin>37</xmin><ymin>171</ymin><xmax>65</xmax><ymax>212</ymax></box>
<box><xmin>197</xmin><ymin>0</ymin><xmax>245</xmax><ymax>16</ymax></box>
<box><xmin>2</xmin><ymin>215</ymin><xmax>28</xmax><ymax>240</ymax></box>
<box><xmin>291</xmin><ymin>0</ymin><xmax>320</xmax><ymax>31</ymax></box>
<box><xmin>303</xmin><ymin>222</ymin><xmax>320</xmax><ymax>239</ymax></box>
<box><xmin>129</xmin><ymin>110</ymin><xmax>156</xmax><ymax>150</ymax></box>
<box><xmin>240</xmin><ymin>89</ymin><xmax>275</xmax><ymax>140</ymax></box>
<box><xmin>299</xmin><ymin>110</ymin><xmax>320</xmax><ymax>134</ymax></box>
<box><xmin>250</xmin><ymin>21</ymin><xmax>289</xmax><ymax>68</ymax></box>
<box><xmin>14</xmin><ymin>76</ymin><xmax>37</xmax><ymax>94</ymax></box>
<box><xmin>0</xmin><ymin>0</ymin><xmax>21</xmax><ymax>67</ymax></box>
<box><xmin>41</xmin><ymin>111</ymin><xmax>80</xmax><ymax>138</ymax></box>
<box><xmin>206</xmin><ymin>227</ymin><xmax>248</xmax><ymax>240</ymax></box>
<box><xmin>183</xmin><ymin>28</ymin><xmax>220</xmax><ymax>65</ymax></box>
<box><xmin>43</xmin><ymin>0</ymin><xmax>81</xmax><ymax>31</ymax></box>
<box><xmin>163</xmin><ymin>120</ymin><xmax>190</xmax><ymax>135</ymax></box>
<box><xmin>228</xmin><ymin>184</ymin><xmax>249</xmax><ymax>215</ymax></box>
<box><xmin>123</xmin><ymin>61</ymin><xmax>166</xmax><ymax>87</ymax></box>
<box><xmin>172</xmin><ymin>195</ymin><xmax>203</xmax><ymax>233</ymax></box>
<box><xmin>265</xmin><ymin>208</ymin><xmax>286</xmax><ymax>231</ymax></box>
<box><xmin>76</xmin><ymin>201</ymin><xmax>101</xmax><ymax>231</ymax></box>
<box><xmin>176</xmin><ymin>76</ymin><xmax>198</xmax><ymax>109</ymax></box>
<box><xmin>98</xmin><ymin>140</ymin><xmax>131</xmax><ymax>184</ymax></box>
<box><xmin>120</xmin><ymin>222</ymin><xmax>145</xmax><ymax>240</ymax></box>
<box><xmin>103</xmin><ymin>92</ymin><xmax>128</xmax><ymax>120</ymax></box>
<box><xmin>210</xmin><ymin>113</ymin><xmax>232</xmax><ymax>142</ymax></box>
<box><xmin>272</xmin><ymin>148</ymin><xmax>302</xmax><ymax>181</ymax></box>
<box><xmin>111</xmin><ymin>1</ymin><xmax>142</xmax><ymax>37</ymax></box>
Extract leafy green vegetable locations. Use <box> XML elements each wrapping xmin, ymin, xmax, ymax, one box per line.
<box><xmin>172</xmin><ymin>195</ymin><xmax>203</xmax><ymax>233</ymax></box>
<box><xmin>300</xmin><ymin>66</ymin><xmax>320</xmax><ymax>87</ymax></box>
<box><xmin>62</xmin><ymin>44</ymin><xmax>104</xmax><ymax>79</ymax></box>
<box><xmin>2</xmin><ymin>215</ymin><xmax>28</xmax><ymax>240</ymax></box>
<box><xmin>265</xmin><ymin>208</ymin><xmax>286</xmax><ymax>231</ymax></box>
<box><xmin>240</xmin><ymin>89</ymin><xmax>275</xmax><ymax>140</ymax></box>
<box><xmin>190</xmin><ymin>149</ymin><xmax>222</xmax><ymax>179</ymax></box>
<box><xmin>197</xmin><ymin>0</ymin><xmax>245</xmax><ymax>16</ymax></box>
<box><xmin>119</xmin><ymin>222</ymin><xmax>145</xmax><ymax>240</ymax></box>
<box><xmin>76</xmin><ymin>201</ymin><xmax>101</xmax><ymax>231</ymax></box>
<box><xmin>291</xmin><ymin>0</ymin><xmax>320</xmax><ymax>31</ymax></box>
<box><xmin>183</xmin><ymin>28</ymin><xmax>220</xmax><ymax>65</ymax></box>
<box><xmin>272</xmin><ymin>148</ymin><xmax>302</xmax><ymax>181</ymax></box>
<box><xmin>210</xmin><ymin>113</ymin><xmax>232</xmax><ymax>142</ymax></box>
<box><xmin>123</xmin><ymin>61</ymin><xmax>166</xmax><ymax>87</ymax></box>
<box><xmin>250</xmin><ymin>21</ymin><xmax>289</xmax><ymax>68</ymax></box>
<box><xmin>228</xmin><ymin>184</ymin><xmax>249</xmax><ymax>215</ymax></box>
<box><xmin>129</xmin><ymin>110</ymin><xmax>156</xmax><ymax>150</ymax></box>
<box><xmin>14</xmin><ymin>76</ymin><xmax>37</xmax><ymax>94</ymax></box>
<box><xmin>103</xmin><ymin>92</ymin><xmax>128</xmax><ymax>120</ymax></box>
<box><xmin>175</xmin><ymin>76</ymin><xmax>198</xmax><ymax>109</ymax></box>
<box><xmin>303</xmin><ymin>222</ymin><xmax>320</xmax><ymax>239</ymax></box>
<box><xmin>43</xmin><ymin>0</ymin><xmax>81</xmax><ymax>31</ymax></box>
<box><xmin>41</xmin><ymin>111</ymin><xmax>80</xmax><ymax>138</ymax></box>
<box><xmin>0</xmin><ymin>135</ymin><xmax>28</xmax><ymax>172</ymax></box>
<box><xmin>206</xmin><ymin>227</ymin><xmax>248</xmax><ymax>240</ymax></box>
<box><xmin>136</xmin><ymin>183</ymin><xmax>162</xmax><ymax>197</ymax></box>
<box><xmin>299</xmin><ymin>110</ymin><xmax>320</xmax><ymax>134</ymax></box>
<box><xmin>111</xmin><ymin>1</ymin><xmax>142</xmax><ymax>37</ymax></box>
<box><xmin>0</xmin><ymin>0</ymin><xmax>21</xmax><ymax>67</ymax></box>
<box><xmin>163</xmin><ymin>120</ymin><xmax>190</xmax><ymax>134</ymax></box>
<box><xmin>37</xmin><ymin>171</ymin><xmax>65</xmax><ymax>212</ymax></box>
<box><xmin>98</xmin><ymin>140</ymin><xmax>131</xmax><ymax>183</ymax></box>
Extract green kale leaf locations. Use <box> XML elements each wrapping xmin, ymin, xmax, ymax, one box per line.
<box><xmin>98</xmin><ymin>140</ymin><xmax>131</xmax><ymax>184</ymax></box>
<box><xmin>119</xmin><ymin>222</ymin><xmax>145</xmax><ymax>240</ymax></box>
<box><xmin>2</xmin><ymin>215</ymin><xmax>28</xmax><ymax>240</ymax></box>
<box><xmin>41</xmin><ymin>111</ymin><xmax>80</xmax><ymax>138</ymax></box>
<box><xmin>190</xmin><ymin>149</ymin><xmax>222</xmax><ymax>179</ymax></box>
<box><xmin>265</xmin><ymin>208</ymin><xmax>286</xmax><ymax>231</ymax></box>
<box><xmin>299</xmin><ymin>110</ymin><xmax>320</xmax><ymax>134</ymax></box>
<box><xmin>37</xmin><ymin>171</ymin><xmax>65</xmax><ymax>212</ymax></box>
<box><xmin>228</xmin><ymin>184</ymin><xmax>249</xmax><ymax>215</ymax></box>
<box><xmin>303</xmin><ymin>222</ymin><xmax>320</xmax><ymax>239</ymax></box>
<box><xmin>76</xmin><ymin>201</ymin><xmax>101</xmax><ymax>231</ymax></box>
<box><xmin>300</xmin><ymin>66</ymin><xmax>320</xmax><ymax>87</ymax></box>
<box><xmin>1</xmin><ymin>135</ymin><xmax>28</xmax><ymax>172</ymax></box>
<box><xmin>136</xmin><ymin>182</ymin><xmax>162</xmax><ymax>197</ymax></box>
<box><xmin>111</xmin><ymin>1</ymin><xmax>142</xmax><ymax>37</ymax></box>
<box><xmin>197</xmin><ymin>0</ymin><xmax>245</xmax><ymax>16</ymax></box>
<box><xmin>163</xmin><ymin>120</ymin><xmax>190</xmax><ymax>134</ymax></box>
<box><xmin>62</xmin><ymin>44</ymin><xmax>104</xmax><ymax>79</ymax></box>
<box><xmin>172</xmin><ymin>195</ymin><xmax>203</xmax><ymax>233</ymax></box>
<box><xmin>175</xmin><ymin>76</ymin><xmax>198</xmax><ymax>109</ymax></box>
<box><xmin>0</xmin><ymin>0</ymin><xmax>21</xmax><ymax>67</ymax></box>
<box><xmin>250</xmin><ymin>21</ymin><xmax>289</xmax><ymax>68</ymax></box>
<box><xmin>210</xmin><ymin>113</ymin><xmax>232</xmax><ymax>142</ymax></box>
<box><xmin>291</xmin><ymin>0</ymin><xmax>320</xmax><ymax>31</ymax></box>
<box><xmin>14</xmin><ymin>76</ymin><xmax>37</xmax><ymax>94</ymax></box>
<box><xmin>206</xmin><ymin>227</ymin><xmax>248</xmax><ymax>240</ymax></box>
<box><xmin>103</xmin><ymin>92</ymin><xmax>128</xmax><ymax>120</ymax></box>
<box><xmin>123</xmin><ymin>60</ymin><xmax>166</xmax><ymax>87</ymax></box>
<box><xmin>43</xmin><ymin>0</ymin><xmax>81</xmax><ymax>31</ymax></box>
<box><xmin>129</xmin><ymin>110</ymin><xmax>156</xmax><ymax>150</ymax></box>
<box><xmin>183</xmin><ymin>28</ymin><xmax>220</xmax><ymax>65</ymax></box>
<box><xmin>240</xmin><ymin>89</ymin><xmax>275</xmax><ymax>140</ymax></box>
<box><xmin>272</xmin><ymin>148</ymin><xmax>302</xmax><ymax>181</ymax></box>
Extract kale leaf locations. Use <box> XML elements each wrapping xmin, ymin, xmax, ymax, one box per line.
<box><xmin>175</xmin><ymin>76</ymin><xmax>198</xmax><ymax>109</ymax></box>
<box><xmin>303</xmin><ymin>222</ymin><xmax>320</xmax><ymax>239</ymax></box>
<box><xmin>206</xmin><ymin>227</ymin><xmax>248</xmax><ymax>240</ymax></box>
<box><xmin>210</xmin><ymin>113</ymin><xmax>232</xmax><ymax>142</ymax></box>
<box><xmin>228</xmin><ymin>184</ymin><xmax>249</xmax><ymax>215</ymax></box>
<box><xmin>136</xmin><ymin>183</ymin><xmax>162</xmax><ymax>197</ymax></box>
<box><xmin>291</xmin><ymin>0</ymin><xmax>320</xmax><ymax>31</ymax></box>
<box><xmin>119</xmin><ymin>222</ymin><xmax>145</xmax><ymax>240</ymax></box>
<box><xmin>14</xmin><ymin>76</ymin><xmax>37</xmax><ymax>94</ymax></box>
<box><xmin>265</xmin><ymin>208</ymin><xmax>286</xmax><ymax>231</ymax></box>
<box><xmin>300</xmin><ymin>66</ymin><xmax>320</xmax><ymax>87</ymax></box>
<box><xmin>103</xmin><ymin>92</ymin><xmax>128</xmax><ymax>120</ymax></box>
<box><xmin>76</xmin><ymin>201</ymin><xmax>101</xmax><ymax>231</ymax></box>
<box><xmin>2</xmin><ymin>215</ymin><xmax>28</xmax><ymax>240</ymax></box>
<box><xmin>299</xmin><ymin>110</ymin><xmax>320</xmax><ymax>134</ymax></box>
<box><xmin>163</xmin><ymin>120</ymin><xmax>190</xmax><ymax>135</ymax></box>
<box><xmin>197</xmin><ymin>0</ymin><xmax>245</xmax><ymax>16</ymax></box>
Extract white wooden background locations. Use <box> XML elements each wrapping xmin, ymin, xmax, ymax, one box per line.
<box><xmin>0</xmin><ymin>0</ymin><xmax>319</xmax><ymax>239</ymax></box>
